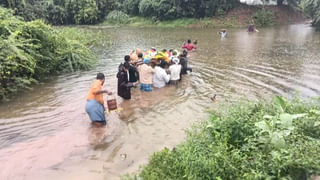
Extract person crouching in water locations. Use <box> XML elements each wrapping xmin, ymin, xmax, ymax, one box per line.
<box><xmin>86</xmin><ymin>73</ymin><xmax>112</xmax><ymax>126</ymax></box>
<box><xmin>117</xmin><ymin>62</ymin><xmax>136</xmax><ymax>100</ymax></box>
<box><xmin>153</xmin><ymin>60</ymin><xmax>170</xmax><ymax>88</ymax></box>
<box><xmin>137</xmin><ymin>58</ymin><xmax>154</xmax><ymax>91</ymax></box>
<box><xmin>169</xmin><ymin>57</ymin><xmax>182</xmax><ymax>85</ymax></box>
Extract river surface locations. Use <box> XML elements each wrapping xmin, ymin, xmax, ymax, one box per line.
<box><xmin>0</xmin><ymin>24</ymin><xmax>319</xmax><ymax>180</ymax></box>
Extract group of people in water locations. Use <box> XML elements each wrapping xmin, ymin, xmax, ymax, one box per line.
<box><xmin>85</xmin><ymin>40</ymin><xmax>197</xmax><ymax>125</ymax></box>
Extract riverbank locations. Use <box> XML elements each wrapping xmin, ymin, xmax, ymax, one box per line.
<box><xmin>101</xmin><ymin>5</ymin><xmax>307</xmax><ymax>28</ymax></box>
<box><xmin>125</xmin><ymin>96</ymin><xmax>320</xmax><ymax>180</ymax></box>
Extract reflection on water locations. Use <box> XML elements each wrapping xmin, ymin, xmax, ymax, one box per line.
<box><xmin>0</xmin><ymin>24</ymin><xmax>319</xmax><ymax>180</ymax></box>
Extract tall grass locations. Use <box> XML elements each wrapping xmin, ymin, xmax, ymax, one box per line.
<box><xmin>125</xmin><ymin>96</ymin><xmax>320</xmax><ymax>180</ymax></box>
<box><xmin>0</xmin><ymin>7</ymin><xmax>106</xmax><ymax>102</ymax></box>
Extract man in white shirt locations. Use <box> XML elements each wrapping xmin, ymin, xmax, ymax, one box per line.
<box><xmin>169</xmin><ymin>57</ymin><xmax>182</xmax><ymax>85</ymax></box>
<box><xmin>153</xmin><ymin>60</ymin><xmax>170</xmax><ymax>88</ymax></box>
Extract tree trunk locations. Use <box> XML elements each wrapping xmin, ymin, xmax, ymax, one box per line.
<box><xmin>277</xmin><ymin>0</ymin><xmax>284</xmax><ymax>6</ymax></box>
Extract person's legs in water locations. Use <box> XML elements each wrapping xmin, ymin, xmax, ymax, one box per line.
<box><xmin>85</xmin><ymin>100</ymin><xmax>107</xmax><ymax>125</ymax></box>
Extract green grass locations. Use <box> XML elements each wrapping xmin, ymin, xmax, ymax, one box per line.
<box><xmin>101</xmin><ymin>16</ymin><xmax>242</xmax><ymax>28</ymax></box>
<box><xmin>124</xmin><ymin>96</ymin><xmax>320</xmax><ymax>180</ymax></box>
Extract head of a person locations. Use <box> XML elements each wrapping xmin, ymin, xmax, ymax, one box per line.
<box><xmin>183</xmin><ymin>49</ymin><xmax>188</xmax><ymax>56</ymax></box>
<box><xmin>173</xmin><ymin>57</ymin><xmax>180</xmax><ymax>65</ymax></box>
<box><xmin>162</xmin><ymin>49</ymin><xmax>167</xmax><ymax>53</ymax></box>
<box><xmin>136</xmin><ymin>48</ymin><xmax>142</xmax><ymax>55</ymax></box>
<box><xmin>96</xmin><ymin>73</ymin><xmax>105</xmax><ymax>84</ymax></box>
<box><xmin>124</xmin><ymin>55</ymin><xmax>130</xmax><ymax>62</ymax></box>
<box><xmin>138</xmin><ymin>53</ymin><xmax>143</xmax><ymax>59</ymax></box>
<box><xmin>159</xmin><ymin>60</ymin><xmax>167</xmax><ymax>69</ymax></box>
<box><xmin>169</xmin><ymin>49</ymin><xmax>173</xmax><ymax>53</ymax></box>
<box><xmin>172</xmin><ymin>50</ymin><xmax>177</xmax><ymax>56</ymax></box>
<box><xmin>151</xmin><ymin>47</ymin><xmax>156</xmax><ymax>52</ymax></box>
<box><xmin>187</xmin><ymin>39</ymin><xmax>191</xmax><ymax>44</ymax></box>
<box><xmin>143</xmin><ymin>58</ymin><xmax>150</xmax><ymax>64</ymax></box>
<box><xmin>123</xmin><ymin>62</ymin><xmax>130</xmax><ymax>72</ymax></box>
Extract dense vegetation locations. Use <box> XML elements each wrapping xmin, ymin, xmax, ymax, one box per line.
<box><xmin>0</xmin><ymin>0</ymin><xmax>240</xmax><ymax>25</ymax></box>
<box><xmin>126</xmin><ymin>96</ymin><xmax>320</xmax><ymax>180</ymax></box>
<box><xmin>303</xmin><ymin>0</ymin><xmax>320</xmax><ymax>27</ymax></box>
<box><xmin>0</xmin><ymin>7</ymin><xmax>102</xmax><ymax>102</ymax></box>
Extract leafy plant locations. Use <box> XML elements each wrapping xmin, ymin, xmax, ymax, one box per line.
<box><xmin>0</xmin><ymin>7</ymin><xmax>102</xmax><ymax>102</ymax></box>
<box><xmin>124</xmin><ymin>97</ymin><xmax>320</xmax><ymax>180</ymax></box>
<box><xmin>105</xmin><ymin>10</ymin><xmax>130</xmax><ymax>24</ymax></box>
<box><xmin>252</xmin><ymin>8</ymin><xmax>276</xmax><ymax>27</ymax></box>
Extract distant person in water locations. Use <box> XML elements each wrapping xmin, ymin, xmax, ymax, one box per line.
<box><xmin>182</xmin><ymin>39</ymin><xmax>197</xmax><ymax>51</ymax></box>
<box><xmin>219</xmin><ymin>29</ymin><xmax>227</xmax><ymax>38</ymax></box>
<box><xmin>180</xmin><ymin>50</ymin><xmax>192</xmax><ymax>75</ymax></box>
<box><xmin>117</xmin><ymin>62</ymin><xmax>136</xmax><ymax>100</ymax></box>
<box><xmin>86</xmin><ymin>73</ymin><xmax>112</xmax><ymax>125</ymax></box>
<box><xmin>248</xmin><ymin>24</ymin><xmax>259</xmax><ymax>32</ymax></box>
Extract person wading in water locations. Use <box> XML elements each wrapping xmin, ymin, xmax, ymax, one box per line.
<box><xmin>85</xmin><ymin>73</ymin><xmax>112</xmax><ymax>126</ymax></box>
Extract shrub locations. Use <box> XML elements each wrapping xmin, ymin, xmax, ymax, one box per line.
<box><xmin>126</xmin><ymin>96</ymin><xmax>320</xmax><ymax>180</ymax></box>
<box><xmin>123</xmin><ymin>0</ymin><xmax>141</xmax><ymax>16</ymax></box>
<box><xmin>252</xmin><ymin>9</ymin><xmax>276</xmax><ymax>27</ymax></box>
<box><xmin>105</xmin><ymin>10</ymin><xmax>130</xmax><ymax>24</ymax></box>
<box><xmin>0</xmin><ymin>7</ymin><xmax>100</xmax><ymax>102</ymax></box>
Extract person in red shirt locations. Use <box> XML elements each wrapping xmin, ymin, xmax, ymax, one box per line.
<box><xmin>182</xmin><ymin>39</ymin><xmax>197</xmax><ymax>51</ymax></box>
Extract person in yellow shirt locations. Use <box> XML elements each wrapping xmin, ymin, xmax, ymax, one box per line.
<box><xmin>85</xmin><ymin>73</ymin><xmax>112</xmax><ymax>125</ymax></box>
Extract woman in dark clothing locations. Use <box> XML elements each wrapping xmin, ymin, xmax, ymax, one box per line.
<box><xmin>123</xmin><ymin>55</ymin><xmax>139</xmax><ymax>83</ymax></box>
<box><xmin>117</xmin><ymin>62</ymin><xmax>136</xmax><ymax>100</ymax></box>
<box><xmin>180</xmin><ymin>50</ymin><xmax>192</xmax><ymax>75</ymax></box>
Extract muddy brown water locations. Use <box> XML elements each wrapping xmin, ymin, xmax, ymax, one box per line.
<box><xmin>0</xmin><ymin>24</ymin><xmax>320</xmax><ymax>180</ymax></box>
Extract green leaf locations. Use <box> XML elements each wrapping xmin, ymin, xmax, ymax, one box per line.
<box><xmin>271</xmin><ymin>132</ymin><xmax>286</xmax><ymax>149</ymax></box>
<box><xmin>274</xmin><ymin>96</ymin><xmax>286</xmax><ymax>113</ymax></box>
<box><xmin>255</xmin><ymin>121</ymin><xmax>270</xmax><ymax>132</ymax></box>
<box><xmin>310</xmin><ymin>109</ymin><xmax>320</xmax><ymax>115</ymax></box>
<box><xmin>263</xmin><ymin>115</ymin><xmax>274</xmax><ymax>119</ymax></box>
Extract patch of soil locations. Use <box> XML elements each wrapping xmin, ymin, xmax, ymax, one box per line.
<box><xmin>226</xmin><ymin>5</ymin><xmax>308</xmax><ymax>26</ymax></box>
<box><xmin>188</xmin><ymin>4</ymin><xmax>308</xmax><ymax>28</ymax></box>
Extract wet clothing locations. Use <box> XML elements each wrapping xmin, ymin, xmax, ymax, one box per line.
<box><xmin>140</xmin><ymin>83</ymin><xmax>152</xmax><ymax>92</ymax></box>
<box><xmin>180</xmin><ymin>57</ymin><xmax>192</xmax><ymax>75</ymax></box>
<box><xmin>182</xmin><ymin>43</ymin><xmax>196</xmax><ymax>51</ymax></box>
<box><xmin>117</xmin><ymin>68</ymin><xmax>134</xmax><ymax>100</ymax></box>
<box><xmin>153</xmin><ymin>66</ymin><xmax>170</xmax><ymax>88</ymax></box>
<box><xmin>128</xmin><ymin>65</ymin><xmax>139</xmax><ymax>83</ymax></box>
<box><xmin>138</xmin><ymin>64</ymin><xmax>154</xmax><ymax>84</ymax></box>
<box><xmin>87</xmin><ymin>80</ymin><xmax>104</xmax><ymax>105</ymax></box>
<box><xmin>220</xmin><ymin>31</ymin><xmax>227</xmax><ymax>38</ymax></box>
<box><xmin>85</xmin><ymin>99</ymin><xmax>106</xmax><ymax>125</ymax></box>
<box><xmin>248</xmin><ymin>25</ymin><xmax>255</xmax><ymax>32</ymax></box>
<box><xmin>169</xmin><ymin>64</ymin><xmax>182</xmax><ymax>81</ymax></box>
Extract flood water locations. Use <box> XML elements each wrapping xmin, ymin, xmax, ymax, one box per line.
<box><xmin>0</xmin><ymin>24</ymin><xmax>319</xmax><ymax>180</ymax></box>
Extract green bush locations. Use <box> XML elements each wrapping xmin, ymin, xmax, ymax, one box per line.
<box><xmin>105</xmin><ymin>10</ymin><xmax>130</xmax><ymax>24</ymax></box>
<box><xmin>138</xmin><ymin>0</ymin><xmax>157</xmax><ymax>17</ymax></box>
<box><xmin>304</xmin><ymin>0</ymin><xmax>320</xmax><ymax>27</ymax></box>
<box><xmin>123</xmin><ymin>0</ymin><xmax>141</xmax><ymax>16</ymax></box>
<box><xmin>252</xmin><ymin>9</ymin><xmax>276</xmax><ymax>27</ymax></box>
<box><xmin>0</xmin><ymin>7</ymin><xmax>99</xmax><ymax>102</ymax></box>
<box><xmin>126</xmin><ymin>96</ymin><xmax>320</xmax><ymax>180</ymax></box>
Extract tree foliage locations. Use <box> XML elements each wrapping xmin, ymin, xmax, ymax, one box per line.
<box><xmin>0</xmin><ymin>0</ymin><xmax>240</xmax><ymax>24</ymax></box>
<box><xmin>0</xmin><ymin>7</ymin><xmax>98</xmax><ymax>101</ymax></box>
<box><xmin>304</xmin><ymin>0</ymin><xmax>320</xmax><ymax>27</ymax></box>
